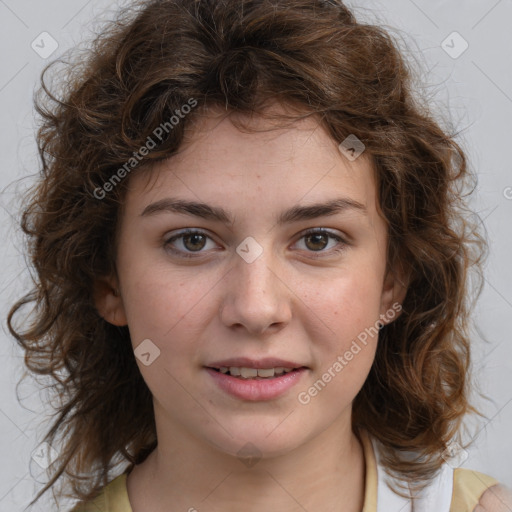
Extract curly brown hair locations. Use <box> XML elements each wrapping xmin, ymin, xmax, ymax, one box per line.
<box><xmin>8</xmin><ymin>0</ymin><xmax>487</xmax><ymax>508</ymax></box>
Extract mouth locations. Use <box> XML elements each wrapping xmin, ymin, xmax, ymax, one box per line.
<box><xmin>206</xmin><ymin>366</ymin><xmax>306</xmax><ymax>379</ymax></box>
<box><xmin>204</xmin><ymin>365</ymin><xmax>308</xmax><ymax>401</ymax></box>
<box><xmin>205</xmin><ymin>356</ymin><xmax>308</xmax><ymax>380</ymax></box>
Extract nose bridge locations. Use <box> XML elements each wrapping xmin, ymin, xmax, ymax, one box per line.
<box><xmin>235</xmin><ymin>236</ymin><xmax>280</xmax><ymax>300</ymax></box>
<box><xmin>220</xmin><ymin>235</ymin><xmax>291</xmax><ymax>332</ymax></box>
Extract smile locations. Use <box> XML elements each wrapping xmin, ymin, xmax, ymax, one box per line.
<box><xmin>212</xmin><ymin>366</ymin><xmax>298</xmax><ymax>378</ymax></box>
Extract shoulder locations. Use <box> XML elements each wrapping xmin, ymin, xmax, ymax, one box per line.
<box><xmin>450</xmin><ymin>468</ymin><xmax>512</xmax><ymax>512</ymax></box>
<box><xmin>69</xmin><ymin>473</ymin><xmax>132</xmax><ymax>512</ymax></box>
<box><xmin>473</xmin><ymin>483</ymin><xmax>512</xmax><ymax>512</ymax></box>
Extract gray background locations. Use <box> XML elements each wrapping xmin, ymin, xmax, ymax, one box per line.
<box><xmin>0</xmin><ymin>0</ymin><xmax>511</xmax><ymax>510</ymax></box>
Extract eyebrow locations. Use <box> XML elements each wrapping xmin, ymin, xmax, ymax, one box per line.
<box><xmin>140</xmin><ymin>196</ymin><xmax>367</xmax><ymax>224</ymax></box>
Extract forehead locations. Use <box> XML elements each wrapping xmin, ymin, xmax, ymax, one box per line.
<box><xmin>124</xmin><ymin>105</ymin><xmax>379</xmax><ymax>221</ymax></box>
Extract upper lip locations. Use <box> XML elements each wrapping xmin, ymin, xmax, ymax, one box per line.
<box><xmin>206</xmin><ymin>357</ymin><xmax>307</xmax><ymax>369</ymax></box>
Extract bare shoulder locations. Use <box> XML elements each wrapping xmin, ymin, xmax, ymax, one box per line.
<box><xmin>473</xmin><ymin>484</ymin><xmax>512</xmax><ymax>512</ymax></box>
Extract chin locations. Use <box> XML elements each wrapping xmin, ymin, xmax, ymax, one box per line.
<box><xmin>201</xmin><ymin>421</ymin><xmax>311</xmax><ymax>461</ymax></box>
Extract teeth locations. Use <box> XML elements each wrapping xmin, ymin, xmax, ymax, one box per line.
<box><xmin>256</xmin><ymin>368</ymin><xmax>275</xmax><ymax>378</ymax></box>
<box><xmin>240</xmin><ymin>367</ymin><xmax>258</xmax><ymax>378</ymax></box>
<box><xmin>216</xmin><ymin>366</ymin><xmax>298</xmax><ymax>378</ymax></box>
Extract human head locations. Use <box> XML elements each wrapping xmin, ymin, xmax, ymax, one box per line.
<box><xmin>8</xmin><ymin>0</ymin><xmax>485</xmax><ymax>505</ymax></box>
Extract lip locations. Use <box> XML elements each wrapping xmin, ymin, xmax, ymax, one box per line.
<box><xmin>206</xmin><ymin>357</ymin><xmax>306</xmax><ymax>369</ymax></box>
<box><xmin>204</xmin><ymin>367</ymin><xmax>308</xmax><ymax>401</ymax></box>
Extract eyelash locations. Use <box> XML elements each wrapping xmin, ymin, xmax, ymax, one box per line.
<box><xmin>163</xmin><ymin>228</ymin><xmax>348</xmax><ymax>259</ymax></box>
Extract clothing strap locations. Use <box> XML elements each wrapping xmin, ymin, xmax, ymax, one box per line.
<box><xmin>371</xmin><ymin>436</ymin><xmax>454</xmax><ymax>512</ymax></box>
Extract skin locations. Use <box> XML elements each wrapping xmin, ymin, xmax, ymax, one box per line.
<box><xmin>95</xmin><ymin>103</ymin><xmax>408</xmax><ymax>512</ymax></box>
<box><xmin>474</xmin><ymin>484</ymin><xmax>512</xmax><ymax>511</ymax></box>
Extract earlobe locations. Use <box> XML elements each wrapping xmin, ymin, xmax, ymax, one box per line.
<box><xmin>93</xmin><ymin>276</ymin><xmax>128</xmax><ymax>326</ymax></box>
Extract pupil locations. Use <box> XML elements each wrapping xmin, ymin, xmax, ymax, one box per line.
<box><xmin>307</xmin><ymin>233</ymin><xmax>327</xmax><ymax>251</ymax></box>
<box><xmin>185</xmin><ymin>234</ymin><xmax>205</xmax><ymax>251</ymax></box>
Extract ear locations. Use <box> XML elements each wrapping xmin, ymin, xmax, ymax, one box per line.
<box><xmin>93</xmin><ymin>275</ymin><xmax>128</xmax><ymax>326</ymax></box>
<box><xmin>379</xmin><ymin>258</ymin><xmax>409</xmax><ymax>327</ymax></box>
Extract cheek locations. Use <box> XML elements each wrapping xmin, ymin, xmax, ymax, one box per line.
<box><xmin>306</xmin><ymin>280</ymin><xmax>380</xmax><ymax>408</ymax></box>
<box><xmin>310</xmin><ymin>264</ymin><xmax>384</xmax><ymax>340</ymax></box>
<box><xmin>119</xmin><ymin>267</ymin><xmax>218</xmax><ymax>358</ymax></box>
<box><xmin>301</xmin><ymin>259</ymin><xmax>383</xmax><ymax>389</ymax></box>
<box><xmin>120</xmin><ymin>274</ymin><xmax>207</xmax><ymax>398</ymax></box>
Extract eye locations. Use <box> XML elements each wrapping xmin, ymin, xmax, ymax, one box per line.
<box><xmin>293</xmin><ymin>228</ymin><xmax>348</xmax><ymax>257</ymax></box>
<box><xmin>164</xmin><ymin>229</ymin><xmax>219</xmax><ymax>258</ymax></box>
<box><xmin>163</xmin><ymin>227</ymin><xmax>348</xmax><ymax>259</ymax></box>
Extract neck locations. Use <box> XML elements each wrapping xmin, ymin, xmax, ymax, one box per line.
<box><xmin>127</xmin><ymin>412</ymin><xmax>366</xmax><ymax>512</ymax></box>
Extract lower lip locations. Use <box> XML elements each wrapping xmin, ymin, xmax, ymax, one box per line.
<box><xmin>204</xmin><ymin>367</ymin><xmax>307</xmax><ymax>401</ymax></box>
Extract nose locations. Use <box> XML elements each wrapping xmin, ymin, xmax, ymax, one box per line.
<box><xmin>219</xmin><ymin>244</ymin><xmax>292</xmax><ymax>335</ymax></box>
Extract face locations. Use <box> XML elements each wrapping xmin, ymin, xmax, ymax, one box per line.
<box><xmin>96</xmin><ymin>105</ymin><xmax>406</xmax><ymax>459</ymax></box>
